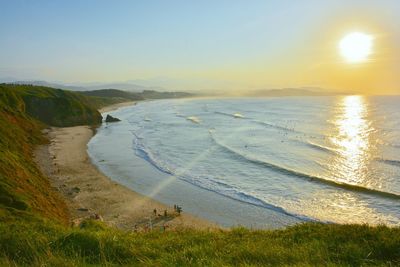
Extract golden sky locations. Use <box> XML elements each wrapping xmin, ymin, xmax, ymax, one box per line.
<box><xmin>1</xmin><ymin>1</ymin><xmax>399</xmax><ymax>94</ymax></box>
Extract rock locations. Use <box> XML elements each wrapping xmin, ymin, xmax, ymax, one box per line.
<box><xmin>105</xmin><ymin>114</ymin><xmax>121</xmax><ymax>122</ymax></box>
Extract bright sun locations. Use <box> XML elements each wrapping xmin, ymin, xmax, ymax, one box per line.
<box><xmin>339</xmin><ymin>32</ymin><xmax>373</xmax><ymax>63</ymax></box>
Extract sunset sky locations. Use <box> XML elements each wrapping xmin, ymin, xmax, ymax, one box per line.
<box><xmin>1</xmin><ymin>0</ymin><xmax>399</xmax><ymax>94</ymax></box>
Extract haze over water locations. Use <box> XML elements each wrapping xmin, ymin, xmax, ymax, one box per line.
<box><xmin>89</xmin><ymin>96</ymin><xmax>400</xmax><ymax>226</ymax></box>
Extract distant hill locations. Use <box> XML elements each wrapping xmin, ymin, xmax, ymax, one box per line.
<box><xmin>140</xmin><ymin>90</ymin><xmax>194</xmax><ymax>99</ymax></box>
<box><xmin>84</xmin><ymin>83</ymin><xmax>165</xmax><ymax>92</ymax></box>
<box><xmin>79</xmin><ymin>88</ymin><xmax>194</xmax><ymax>102</ymax></box>
<box><xmin>10</xmin><ymin>80</ymin><xmax>87</xmax><ymax>91</ymax></box>
<box><xmin>9</xmin><ymin>80</ymin><xmax>167</xmax><ymax>92</ymax></box>
<box><xmin>79</xmin><ymin>89</ymin><xmax>144</xmax><ymax>101</ymax></box>
<box><xmin>247</xmin><ymin>88</ymin><xmax>338</xmax><ymax>97</ymax></box>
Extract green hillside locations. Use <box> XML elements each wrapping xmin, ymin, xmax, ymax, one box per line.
<box><xmin>80</xmin><ymin>88</ymin><xmax>194</xmax><ymax>102</ymax></box>
<box><xmin>80</xmin><ymin>88</ymin><xmax>144</xmax><ymax>100</ymax></box>
<box><xmin>3</xmin><ymin>84</ymin><xmax>102</xmax><ymax>127</ymax></box>
<box><xmin>0</xmin><ymin>84</ymin><xmax>399</xmax><ymax>266</ymax></box>
<box><xmin>0</xmin><ymin>85</ymin><xmax>71</xmax><ymax>223</ymax></box>
<box><xmin>79</xmin><ymin>89</ymin><xmax>145</xmax><ymax>109</ymax></box>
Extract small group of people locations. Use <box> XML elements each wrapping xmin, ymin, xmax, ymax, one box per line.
<box><xmin>173</xmin><ymin>204</ymin><xmax>182</xmax><ymax>214</ymax></box>
<box><xmin>152</xmin><ymin>205</ymin><xmax>183</xmax><ymax>217</ymax></box>
<box><xmin>153</xmin><ymin>208</ymin><xmax>169</xmax><ymax>217</ymax></box>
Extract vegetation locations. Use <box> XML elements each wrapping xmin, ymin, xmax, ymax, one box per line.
<box><xmin>1</xmin><ymin>216</ymin><xmax>399</xmax><ymax>266</ymax></box>
<box><xmin>79</xmin><ymin>89</ymin><xmax>144</xmax><ymax>109</ymax></box>
<box><xmin>80</xmin><ymin>88</ymin><xmax>194</xmax><ymax>103</ymax></box>
<box><xmin>0</xmin><ymin>84</ymin><xmax>70</xmax><ymax>223</ymax></box>
<box><xmin>0</xmin><ymin>84</ymin><xmax>399</xmax><ymax>266</ymax></box>
<box><xmin>2</xmin><ymin>84</ymin><xmax>103</xmax><ymax>127</ymax></box>
<box><xmin>80</xmin><ymin>88</ymin><xmax>144</xmax><ymax>100</ymax></box>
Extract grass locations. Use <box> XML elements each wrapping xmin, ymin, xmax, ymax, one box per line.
<box><xmin>0</xmin><ymin>85</ymin><xmax>69</xmax><ymax>222</ymax></box>
<box><xmin>3</xmin><ymin>84</ymin><xmax>103</xmax><ymax>127</ymax></box>
<box><xmin>0</xmin><ymin>84</ymin><xmax>399</xmax><ymax>266</ymax></box>
<box><xmin>0</xmin><ymin>215</ymin><xmax>399</xmax><ymax>266</ymax></box>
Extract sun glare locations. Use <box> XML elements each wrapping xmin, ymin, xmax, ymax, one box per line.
<box><xmin>329</xmin><ymin>95</ymin><xmax>372</xmax><ymax>185</ymax></box>
<box><xmin>339</xmin><ymin>32</ymin><xmax>373</xmax><ymax>63</ymax></box>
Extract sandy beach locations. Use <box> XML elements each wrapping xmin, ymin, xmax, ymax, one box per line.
<box><xmin>34</xmin><ymin>103</ymin><xmax>218</xmax><ymax>231</ymax></box>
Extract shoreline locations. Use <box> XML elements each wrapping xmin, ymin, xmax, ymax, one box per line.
<box><xmin>98</xmin><ymin>101</ymin><xmax>138</xmax><ymax>113</ymax></box>
<box><xmin>88</xmin><ymin>100</ymin><xmax>302</xmax><ymax>229</ymax></box>
<box><xmin>34</xmin><ymin>102</ymin><xmax>218</xmax><ymax>231</ymax></box>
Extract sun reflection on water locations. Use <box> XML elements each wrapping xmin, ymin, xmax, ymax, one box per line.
<box><xmin>329</xmin><ymin>95</ymin><xmax>374</xmax><ymax>185</ymax></box>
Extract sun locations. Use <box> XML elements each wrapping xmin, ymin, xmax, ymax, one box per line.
<box><xmin>339</xmin><ymin>32</ymin><xmax>373</xmax><ymax>63</ymax></box>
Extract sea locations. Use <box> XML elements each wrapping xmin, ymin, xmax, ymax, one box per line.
<box><xmin>88</xmin><ymin>96</ymin><xmax>400</xmax><ymax>228</ymax></box>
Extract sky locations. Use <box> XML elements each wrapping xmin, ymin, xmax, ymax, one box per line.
<box><xmin>1</xmin><ymin>0</ymin><xmax>400</xmax><ymax>94</ymax></box>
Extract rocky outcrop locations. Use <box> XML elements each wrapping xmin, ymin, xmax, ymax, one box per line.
<box><xmin>105</xmin><ymin>114</ymin><xmax>121</xmax><ymax>122</ymax></box>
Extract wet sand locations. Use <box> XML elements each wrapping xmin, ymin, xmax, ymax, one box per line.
<box><xmin>99</xmin><ymin>101</ymin><xmax>137</xmax><ymax>113</ymax></box>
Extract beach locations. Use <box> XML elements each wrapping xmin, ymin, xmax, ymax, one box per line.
<box><xmin>34</xmin><ymin>102</ymin><xmax>218</xmax><ymax>231</ymax></box>
<box><xmin>98</xmin><ymin>101</ymin><xmax>137</xmax><ymax>113</ymax></box>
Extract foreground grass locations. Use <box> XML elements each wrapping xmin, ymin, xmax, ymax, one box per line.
<box><xmin>1</xmin><ymin>213</ymin><xmax>399</xmax><ymax>266</ymax></box>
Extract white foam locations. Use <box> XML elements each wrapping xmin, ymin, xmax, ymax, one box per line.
<box><xmin>187</xmin><ymin>116</ymin><xmax>201</xmax><ymax>124</ymax></box>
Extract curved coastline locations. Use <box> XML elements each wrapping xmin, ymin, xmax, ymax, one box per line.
<box><xmin>87</xmin><ymin>101</ymin><xmax>302</xmax><ymax>229</ymax></box>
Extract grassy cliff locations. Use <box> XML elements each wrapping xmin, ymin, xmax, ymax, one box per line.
<box><xmin>0</xmin><ymin>84</ymin><xmax>399</xmax><ymax>266</ymax></box>
<box><xmin>0</xmin><ymin>84</ymin><xmax>103</xmax><ymax>223</ymax></box>
<box><xmin>79</xmin><ymin>88</ymin><xmax>194</xmax><ymax>104</ymax></box>
<box><xmin>4</xmin><ymin>84</ymin><xmax>102</xmax><ymax>127</ymax></box>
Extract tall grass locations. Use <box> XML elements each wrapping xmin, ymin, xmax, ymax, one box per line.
<box><xmin>0</xmin><ymin>215</ymin><xmax>399</xmax><ymax>266</ymax></box>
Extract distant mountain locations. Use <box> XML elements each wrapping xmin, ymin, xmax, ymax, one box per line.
<box><xmin>247</xmin><ymin>88</ymin><xmax>339</xmax><ymax>97</ymax></box>
<box><xmin>79</xmin><ymin>89</ymin><xmax>194</xmax><ymax>101</ymax></box>
<box><xmin>140</xmin><ymin>90</ymin><xmax>194</xmax><ymax>99</ymax></box>
<box><xmin>0</xmin><ymin>77</ymin><xmax>18</xmax><ymax>83</ymax></box>
<box><xmin>6</xmin><ymin>80</ymin><xmax>167</xmax><ymax>92</ymax></box>
<box><xmin>80</xmin><ymin>89</ymin><xmax>144</xmax><ymax>101</ymax></box>
<box><xmin>83</xmin><ymin>83</ymin><xmax>165</xmax><ymax>92</ymax></box>
<box><xmin>10</xmin><ymin>80</ymin><xmax>87</xmax><ymax>91</ymax></box>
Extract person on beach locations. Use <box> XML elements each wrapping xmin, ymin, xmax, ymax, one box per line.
<box><xmin>176</xmin><ymin>205</ymin><xmax>182</xmax><ymax>215</ymax></box>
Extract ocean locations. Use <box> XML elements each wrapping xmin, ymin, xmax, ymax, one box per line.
<box><xmin>88</xmin><ymin>96</ymin><xmax>400</xmax><ymax>228</ymax></box>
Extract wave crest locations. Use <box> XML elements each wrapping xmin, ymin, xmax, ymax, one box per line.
<box><xmin>210</xmin><ymin>134</ymin><xmax>400</xmax><ymax>200</ymax></box>
<box><xmin>376</xmin><ymin>158</ymin><xmax>400</xmax><ymax>167</ymax></box>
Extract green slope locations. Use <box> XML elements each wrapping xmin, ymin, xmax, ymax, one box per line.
<box><xmin>5</xmin><ymin>84</ymin><xmax>102</xmax><ymax>127</ymax></box>
<box><xmin>80</xmin><ymin>88</ymin><xmax>144</xmax><ymax>100</ymax></box>
<box><xmin>79</xmin><ymin>88</ymin><xmax>194</xmax><ymax>102</ymax></box>
<box><xmin>0</xmin><ymin>84</ymin><xmax>103</xmax><ymax>223</ymax></box>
